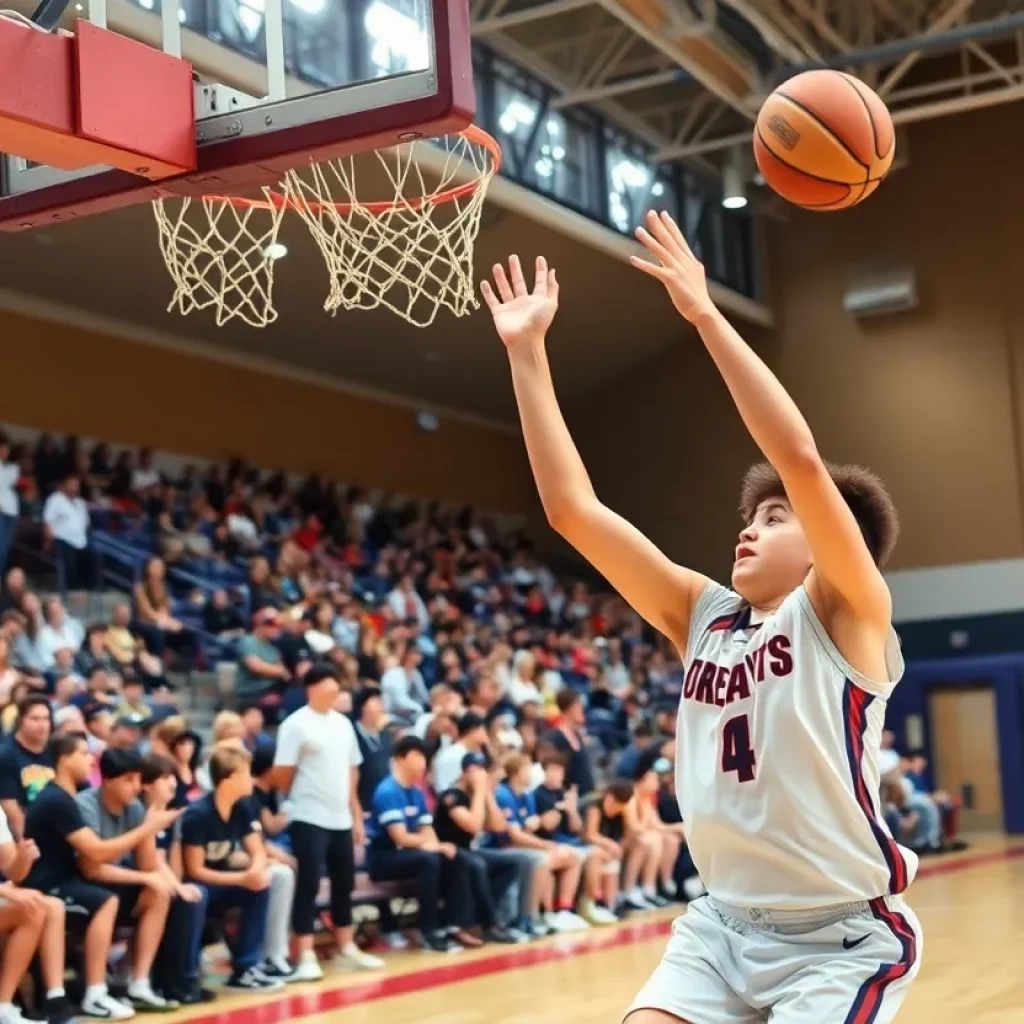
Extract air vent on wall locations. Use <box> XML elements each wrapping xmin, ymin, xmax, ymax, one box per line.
<box><xmin>843</xmin><ymin>265</ymin><xmax>918</xmax><ymax>318</ymax></box>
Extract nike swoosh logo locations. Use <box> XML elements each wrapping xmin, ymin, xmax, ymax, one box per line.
<box><xmin>843</xmin><ymin>935</ymin><xmax>870</xmax><ymax>950</ymax></box>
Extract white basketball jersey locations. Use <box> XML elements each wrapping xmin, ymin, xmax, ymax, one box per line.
<box><xmin>675</xmin><ymin>581</ymin><xmax>918</xmax><ymax>911</ymax></box>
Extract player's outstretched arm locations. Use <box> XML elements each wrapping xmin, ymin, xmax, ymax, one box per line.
<box><xmin>631</xmin><ymin>211</ymin><xmax>889</xmax><ymax>627</ymax></box>
<box><xmin>481</xmin><ymin>255</ymin><xmax>708</xmax><ymax>651</ymax></box>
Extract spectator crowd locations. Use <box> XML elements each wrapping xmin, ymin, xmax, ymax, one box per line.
<box><xmin>0</xmin><ymin>430</ymin><xmax>708</xmax><ymax>1024</ymax></box>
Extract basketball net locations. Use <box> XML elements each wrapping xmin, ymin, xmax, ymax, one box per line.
<box><xmin>152</xmin><ymin>127</ymin><xmax>500</xmax><ymax>329</ymax></box>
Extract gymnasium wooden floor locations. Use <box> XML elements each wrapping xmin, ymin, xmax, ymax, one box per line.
<box><xmin>171</xmin><ymin>838</ymin><xmax>1024</xmax><ymax>1024</ymax></box>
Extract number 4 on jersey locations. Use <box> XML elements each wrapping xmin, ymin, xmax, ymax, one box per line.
<box><xmin>721</xmin><ymin>714</ymin><xmax>757</xmax><ymax>782</ymax></box>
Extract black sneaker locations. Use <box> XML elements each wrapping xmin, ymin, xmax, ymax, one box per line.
<box><xmin>258</xmin><ymin>959</ymin><xmax>296</xmax><ymax>983</ymax></box>
<box><xmin>422</xmin><ymin>931</ymin><xmax>460</xmax><ymax>953</ymax></box>
<box><xmin>166</xmin><ymin>987</ymin><xmax>215</xmax><ymax>1007</ymax></box>
<box><xmin>44</xmin><ymin>996</ymin><xmax>78</xmax><ymax>1024</ymax></box>
<box><xmin>485</xmin><ymin>925</ymin><xmax>520</xmax><ymax>944</ymax></box>
<box><xmin>224</xmin><ymin>968</ymin><xmax>284</xmax><ymax>993</ymax></box>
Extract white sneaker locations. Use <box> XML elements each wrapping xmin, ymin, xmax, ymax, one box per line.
<box><xmin>336</xmin><ymin>945</ymin><xmax>385</xmax><ymax>971</ymax></box>
<box><xmin>126</xmin><ymin>979</ymin><xmax>175</xmax><ymax>1011</ymax></box>
<box><xmin>81</xmin><ymin>990</ymin><xmax>135</xmax><ymax>1021</ymax></box>
<box><xmin>291</xmin><ymin>954</ymin><xmax>324</xmax><ymax>983</ymax></box>
<box><xmin>662</xmin><ymin>879</ymin><xmax>678</xmax><ymax>898</ymax></box>
<box><xmin>580</xmin><ymin>899</ymin><xmax>618</xmax><ymax>926</ymax></box>
<box><xmin>555</xmin><ymin>910</ymin><xmax>591</xmax><ymax>932</ymax></box>
<box><xmin>0</xmin><ymin>1003</ymin><xmax>28</xmax><ymax>1024</ymax></box>
<box><xmin>383</xmin><ymin>931</ymin><xmax>410</xmax><ymax>950</ymax></box>
<box><xmin>623</xmin><ymin>887</ymin><xmax>655</xmax><ymax>910</ymax></box>
<box><xmin>683</xmin><ymin>876</ymin><xmax>707</xmax><ymax>901</ymax></box>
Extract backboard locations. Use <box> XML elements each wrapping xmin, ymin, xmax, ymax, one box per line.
<box><xmin>0</xmin><ymin>0</ymin><xmax>474</xmax><ymax>229</ymax></box>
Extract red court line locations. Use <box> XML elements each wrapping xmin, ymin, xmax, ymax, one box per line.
<box><xmin>182</xmin><ymin>846</ymin><xmax>1023</xmax><ymax>1024</ymax></box>
<box><xmin>916</xmin><ymin>844</ymin><xmax>1024</xmax><ymax>880</ymax></box>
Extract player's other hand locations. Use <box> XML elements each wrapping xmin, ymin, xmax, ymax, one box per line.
<box><xmin>481</xmin><ymin>255</ymin><xmax>559</xmax><ymax>350</ymax></box>
<box><xmin>631</xmin><ymin>210</ymin><xmax>715</xmax><ymax>324</ymax></box>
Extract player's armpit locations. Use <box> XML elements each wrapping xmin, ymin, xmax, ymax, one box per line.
<box><xmin>550</xmin><ymin>498</ymin><xmax>708</xmax><ymax>650</ymax></box>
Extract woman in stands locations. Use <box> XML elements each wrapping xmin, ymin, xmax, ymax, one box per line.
<box><xmin>481</xmin><ymin>211</ymin><xmax>921</xmax><ymax>1024</ymax></box>
<box><xmin>132</xmin><ymin>558</ymin><xmax>193</xmax><ymax>666</ymax></box>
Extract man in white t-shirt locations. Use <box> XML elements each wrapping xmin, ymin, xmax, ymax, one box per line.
<box><xmin>273</xmin><ymin>665</ymin><xmax>384</xmax><ymax>979</ymax></box>
<box><xmin>42</xmin><ymin>473</ymin><xmax>93</xmax><ymax>593</ymax></box>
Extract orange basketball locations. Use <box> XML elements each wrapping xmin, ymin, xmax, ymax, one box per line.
<box><xmin>753</xmin><ymin>70</ymin><xmax>895</xmax><ymax>212</ymax></box>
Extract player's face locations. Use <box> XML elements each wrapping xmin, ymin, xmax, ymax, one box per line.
<box><xmin>731</xmin><ymin>498</ymin><xmax>812</xmax><ymax>607</ymax></box>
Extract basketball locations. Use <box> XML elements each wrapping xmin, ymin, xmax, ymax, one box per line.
<box><xmin>753</xmin><ymin>70</ymin><xmax>895</xmax><ymax>212</ymax></box>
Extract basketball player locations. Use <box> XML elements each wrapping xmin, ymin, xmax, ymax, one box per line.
<box><xmin>480</xmin><ymin>209</ymin><xmax>921</xmax><ymax>1024</ymax></box>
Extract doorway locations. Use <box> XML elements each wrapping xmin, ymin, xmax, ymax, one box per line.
<box><xmin>929</xmin><ymin>684</ymin><xmax>1004</xmax><ymax>832</ymax></box>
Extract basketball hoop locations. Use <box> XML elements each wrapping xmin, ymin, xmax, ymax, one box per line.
<box><xmin>153</xmin><ymin>126</ymin><xmax>501</xmax><ymax>329</ymax></box>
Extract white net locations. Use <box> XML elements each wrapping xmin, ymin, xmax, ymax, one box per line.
<box><xmin>280</xmin><ymin>129</ymin><xmax>498</xmax><ymax>327</ymax></box>
<box><xmin>153</xmin><ymin>192</ymin><xmax>287</xmax><ymax>328</ymax></box>
<box><xmin>152</xmin><ymin>128</ymin><xmax>499</xmax><ymax>330</ymax></box>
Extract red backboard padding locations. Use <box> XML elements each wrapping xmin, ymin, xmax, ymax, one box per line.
<box><xmin>75</xmin><ymin>21</ymin><xmax>196</xmax><ymax>176</ymax></box>
<box><xmin>0</xmin><ymin>17</ymin><xmax>194</xmax><ymax>179</ymax></box>
<box><xmin>0</xmin><ymin>21</ymin><xmax>79</xmax><ymax>169</ymax></box>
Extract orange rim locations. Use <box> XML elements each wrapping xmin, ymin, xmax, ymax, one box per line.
<box><xmin>199</xmin><ymin>125</ymin><xmax>501</xmax><ymax>217</ymax></box>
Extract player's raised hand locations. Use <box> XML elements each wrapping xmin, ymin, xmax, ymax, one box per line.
<box><xmin>481</xmin><ymin>255</ymin><xmax>559</xmax><ymax>350</ymax></box>
<box><xmin>631</xmin><ymin>210</ymin><xmax>715</xmax><ymax>324</ymax></box>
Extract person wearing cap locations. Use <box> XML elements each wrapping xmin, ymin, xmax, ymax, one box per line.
<box><xmin>234</xmin><ymin>610</ymin><xmax>290</xmax><ymax>706</ymax></box>
<box><xmin>273</xmin><ymin>664</ymin><xmax>383</xmax><ymax>979</ymax></box>
<box><xmin>74</xmin><ymin>749</ymin><xmax>177</xmax><ymax>1011</ymax></box>
<box><xmin>432</xmin><ymin>751</ymin><xmax>519</xmax><ymax>945</ymax></box>
<box><xmin>108</xmin><ymin>715</ymin><xmax>146</xmax><ymax>752</ymax></box>
<box><xmin>431</xmin><ymin>712</ymin><xmax>489</xmax><ymax>795</ymax></box>
<box><xmin>23</xmin><ymin>733</ymin><xmax>181</xmax><ymax>1020</ymax></box>
<box><xmin>366</xmin><ymin>735</ymin><xmax>466</xmax><ymax>953</ymax></box>
<box><xmin>115</xmin><ymin>677</ymin><xmax>152</xmax><ymax>724</ymax></box>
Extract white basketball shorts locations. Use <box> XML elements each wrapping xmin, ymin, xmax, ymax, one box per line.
<box><xmin>625</xmin><ymin>894</ymin><xmax>923</xmax><ymax>1024</ymax></box>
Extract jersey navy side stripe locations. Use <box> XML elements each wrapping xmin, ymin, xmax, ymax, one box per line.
<box><xmin>843</xmin><ymin>898</ymin><xmax>919</xmax><ymax>1024</ymax></box>
<box><xmin>843</xmin><ymin>681</ymin><xmax>908</xmax><ymax>894</ymax></box>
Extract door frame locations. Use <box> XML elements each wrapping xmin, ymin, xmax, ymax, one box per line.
<box><xmin>903</xmin><ymin>654</ymin><xmax>1024</xmax><ymax>834</ymax></box>
<box><xmin>926</xmin><ymin>682</ymin><xmax>1004</xmax><ymax>830</ymax></box>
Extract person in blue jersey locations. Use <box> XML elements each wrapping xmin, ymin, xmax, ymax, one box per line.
<box><xmin>366</xmin><ymin>735</ymin><xmax>467</xmax><ymax>953</ymax></box>
<box><xmin>493</xmin><ymin>753</ymin><xmax>589</xmax><ymax>935</ymax></box>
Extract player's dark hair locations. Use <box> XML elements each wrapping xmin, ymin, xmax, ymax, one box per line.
<box><xmin>739</xmin><ymin>461</ymin><xmax>899</xmax><ymax>566</ymax></box>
